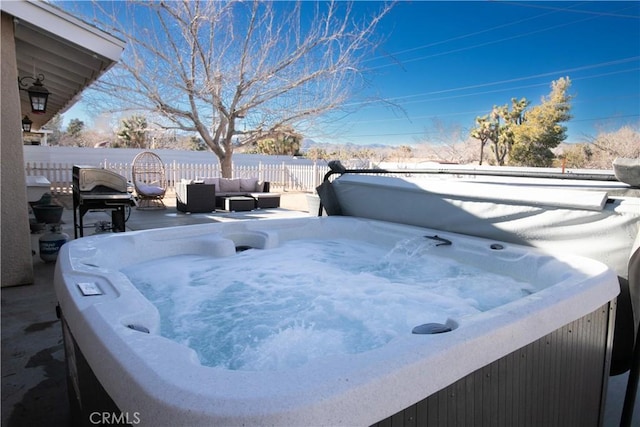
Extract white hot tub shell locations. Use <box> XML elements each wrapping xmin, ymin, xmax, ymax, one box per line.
<box><xmin>54</xmin><ymin>216</ymin><xmax>620</xmax><ymax>426</ymax></box>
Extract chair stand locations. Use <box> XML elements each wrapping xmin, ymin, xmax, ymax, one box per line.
<box><xmin>136</xmin><ymin>197</ymin><xmax>166</xmax><ymax>210</ymax></box>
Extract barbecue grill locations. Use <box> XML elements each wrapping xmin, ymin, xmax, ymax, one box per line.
<box><xmin>72</xmin><ymin>166</ymin><xmax>135</xmax><ymax>238</ymax></box>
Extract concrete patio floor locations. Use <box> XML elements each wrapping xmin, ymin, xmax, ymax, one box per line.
<box><xmin>2</xmin><ymin>191</ymin><xmax>638</xmax><ymax>426</ymax></box>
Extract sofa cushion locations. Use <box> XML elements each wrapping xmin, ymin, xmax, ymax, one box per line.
<box><xmin>219</xmin><ymin>178</ymin><xmax>241</xmax><ymax>192</ymax></box>
<box><xmin>137</xmin><ymin>183</ymin><xmax>165</xmax><ymax>196</ymax></box>
<box><xmin>202</xmin><ymin>177</ymin><xmax>219</xmax><ymax>188</ymax></box>
<box><xmin>240</xmin><ymin>178</ymin><xmax>259</xmax><ymax>192</ymax></box>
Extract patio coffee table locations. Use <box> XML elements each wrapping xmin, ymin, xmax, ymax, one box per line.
<box><xmin>223</xmin><ymin>196</ymin><xmax>255</xmax><ymax>212</ymax></box>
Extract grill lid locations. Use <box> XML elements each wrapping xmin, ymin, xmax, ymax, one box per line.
<box><xmin>73</xmin><ymin>165</ymin><xmax>128</xmax><ymax>193</ymax></box>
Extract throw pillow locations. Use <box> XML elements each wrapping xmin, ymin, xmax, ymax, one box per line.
<box><xmin>219</xmin><ymin>178</ymin><xmax>241</xmax><ymax>192</ymax></box>
<box><xmin>240</xmin><ymin>178</ymin><xmax>259</xmax><ymax>192</ymax></box>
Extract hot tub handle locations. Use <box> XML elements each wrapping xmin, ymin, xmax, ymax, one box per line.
<box><xmin>424</xmin><ymin>235</ymin><xmax>452</xmax><ymax>246</ymax></box>
<box><xmin>127</xmin><ymin>324</ymin><xmax>150</xmax><ymax>334</ymax></box>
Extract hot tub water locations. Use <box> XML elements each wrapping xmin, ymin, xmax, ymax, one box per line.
<box><xmin>123</xmin><ymin>236</ymin><xmax>537</xmax><ymax>371</ymax></box>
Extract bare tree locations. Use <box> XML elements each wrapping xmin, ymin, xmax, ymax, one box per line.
<box><xmin>415</xmin><ymin>118</ymin><xmax>477</xmax><ymax>164</ymax></box>
<box><xmin>584</xmin><ymin>125</ymin><xmax>640</xmax><ymax>168</ymax></box>
<box><xmin>81</xmin><ymin>1</ymin><xmax>393</xmax><ymax>177</ymax></box>
<box><xmin>391</xmin><ymin>145</ymin><xmax>413</xmax><ymax>162</ymax></box>
<box><xmin>305</xmin><ymin>147</ymin><xmax>329</xmax><ymax>162</ymax></box>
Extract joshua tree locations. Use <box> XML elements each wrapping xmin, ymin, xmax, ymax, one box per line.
<box><xmin>117</xmin><ymin>115</ymin><xmax>147</xmax><ymax>149</ymax></box>
<box><xmin>470</xmin><ymin>98</ymin><xmax>528</xmax><ymax>166</ymax></box>
<box><xmin>255</xmin><ymin>126</ymin><xmax>303</xmax><ymax>155</ymax></box>
<box><xmin>470</xmin><ymin>78</ymin><xmax>572</xmax><ymax>167</ymax></box>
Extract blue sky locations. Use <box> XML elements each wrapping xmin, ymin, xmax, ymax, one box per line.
<box><xmin>62</xmin><ymin>1</ymin><xmax>639</xmax><ymax>146</ymax></box>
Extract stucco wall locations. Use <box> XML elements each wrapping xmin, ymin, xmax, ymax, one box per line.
<box><xmin>2</xmin><ymin>12</ymin><xmax>34</xmax><ymax>286</ymax></box>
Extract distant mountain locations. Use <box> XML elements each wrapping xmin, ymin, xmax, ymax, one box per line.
<box><xmin>300</xmin><ymin>138</ymin><xmax>391</xmax><ymax>152</ymax></box>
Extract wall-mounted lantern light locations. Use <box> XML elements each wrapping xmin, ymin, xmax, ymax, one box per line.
<box><xmin>21</xmin><ymin>115</ymin><xmax>33</xmax><ymax>132</ymax></box>
<box><xmin>18</xmin><ymin>73</ymin><xmax>50</xmax><ymax>114</ymax></box>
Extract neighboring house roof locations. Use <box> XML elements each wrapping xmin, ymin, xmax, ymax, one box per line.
<box><xmin>1</xmin><ymin>0</ymin><xmax>125</xmax><ymax>130</ymax></box>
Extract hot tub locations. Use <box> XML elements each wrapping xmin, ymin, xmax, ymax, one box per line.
<box><xmin>55</xmin><ymin>216</ymin><xmax>619</xmax><ymax>426</ymax></box>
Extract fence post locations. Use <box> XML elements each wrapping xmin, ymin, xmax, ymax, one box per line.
<box><xmin>174</xmin><ymin>160</ymin><xmax>178</xmax><ymax>191</ymax></box>
<box><xmin>281</xmin><ymin>162</ymin><xmax>287</xmax><ymax>191</ymax></box>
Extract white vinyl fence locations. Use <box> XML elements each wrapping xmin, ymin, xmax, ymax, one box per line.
<box><xmin>25</xmin><ymin>161</ymin><xmax>328</xmax><ymax>195</ymax></box>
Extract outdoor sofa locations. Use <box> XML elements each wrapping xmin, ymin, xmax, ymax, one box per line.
<box><xmin>176</xmin><ymin>177</ymin><xmax>280</xmax><ymax>213</ymax></box>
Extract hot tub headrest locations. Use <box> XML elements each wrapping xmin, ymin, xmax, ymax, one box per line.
<box><xmin>316</xmin><ymin>180</ymin><xmax>343</xmax><ymax>216</ymax></box>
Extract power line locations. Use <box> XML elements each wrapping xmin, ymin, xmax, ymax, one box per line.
<box><xmin>500</xmin><ymin>2</ymin><xmax>640</xmax><ymax>19</ymax></box>
<box><xmin>388</xmin><ymin>67</ymin><xmax>640</xmax><ymax>109</ymax></box>
<box><xmin>367</xmin><ymin>7</ymin><xmax>604</xmax><ymax>71</ymax></box>
<box><xmin>346</xmin><ymin>105</ymin><xmax>640</xmax><ymax>130</ymax></box>
<box><xmin>365</xmin><ymin>3</ymin><xmax>567</xmax><ymax>64</ymax></box>
<box><xmin>347</xmin><ymin>56</ymin><xmax>640</xmax><ymax>109</ymax></box>
<box><xmin>324</xmin><ymin>113</ymin><xmax>640</xmax><ymax>141</ymax></box>
<box><xmin>334</xmin><ymin>106</ymin><xmax>640</xmax><ymax>140</ymax></box>
<box><xmin>366</xmin><ymin>3</ymin><xmax>637</xmax><ymax>72</ymax></box>
<box><xmin>571</xmin><ymin>114</ymin><xmax>640</xmax><ymax>123</ymax></box>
